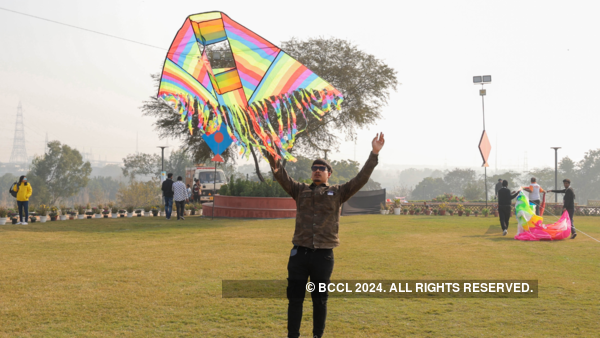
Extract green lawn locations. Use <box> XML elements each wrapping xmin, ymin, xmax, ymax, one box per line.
<box><xmin>0</xmin><ymin>214</ymin><xmax>599</xmax><ymax>337</ymax></box>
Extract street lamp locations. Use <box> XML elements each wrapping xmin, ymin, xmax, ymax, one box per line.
<box><xmin>551</xmin><ymin>147</ymin><xmax>561</xmax><ymax>203</ymax></box>
<box><xmin>157</xmin><ymin>146</ymin><xmax>168</xmax><ymax>182</ymax></box>
<box><xmin>474</xmin><ymin>75</ymin><xmax>492</xmax><ymax>207</ymax></box>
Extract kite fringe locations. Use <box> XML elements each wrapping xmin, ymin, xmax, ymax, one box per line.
<box><xmin>160</xmin><ymin>88</ymin><xmax>344</xmax><ymax>162</ymax></box>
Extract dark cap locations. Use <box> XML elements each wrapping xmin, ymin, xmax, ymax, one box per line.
<box><xmin>312</xmin><ymin>158</ymin><xmax>332</xmax><ymax>172</ymax></box>
<box><xmin>498</xmin><ymin>179</ymin><xmax>502</xmax><ymax>181</ymax></box>
<box><xmin>563</xmin><ymin>178</ymin><xmax>571</xmax><ymax>184</ymax></box>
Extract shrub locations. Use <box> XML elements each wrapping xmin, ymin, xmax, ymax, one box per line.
<box><xmin>218</xmin><ymin>175</ymin><xmax>292</xmax><ymax>197</ymax></box>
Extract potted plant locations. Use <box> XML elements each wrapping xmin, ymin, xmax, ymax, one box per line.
<box><xmin>76</xmin><ymin>205</ymin><xmax>85</xmax><ymax>219</ymax></box>
<box><xmin>465</xmin><ymin>208</ymin><xmax>471</xmax><ymax>217</ymax></box>
<box><xmin>151</xmin><ymin>206</ymin><xmax>159</xmax><ymax>217</ymax></box>
<box><xmin>184</xmin><ymin>203</ymin><xmax>192</xmax><ymax>216</ymax></box>
<box><xmin>392</xmin><ymin>199</ymin><xmax>402</xmax><ymax>215</ymax></box>
<box><xmin>59</xmin><ymin>205</ymin><xmax>68</xmax><ymax>221</ymax></box>
<box><xmin>189</xmin><ymin>204</ymin><xmax>196</xmax><ymax>216</ymax></box>
<box><xmin>67</xmin><ymin>208</ymin><xmax>77</xmax><ymax>220</ymax></box>
<box><xmin>85</xmin><ymin>209</ymin><xmax>94</xmax><ymax>219</ymax></box>
<box><xmin>126</xmin><ymin>206</ymin><xmax>134</xmax><ymax>218</ymax></box>
<box><xmin>102</xmin><ymin>207</ymin><xmax>110</xmax><ymax>218</ymax></box>
<box><xmin>111</xmin><ymin>206</ymin><xmax>119</xmax><ymax>218</ymax></box>
<box><xmin>439</xmin><ymin>203</ymin><xmax>447</xmax><ymax>216</ymax></box>
<box><xmin>492</xmin><ymin>204</ymin><xmax>499</xmax><ymax>217</ymax></box>
<box><xmin>402</xmin><ymin>207</ymin><xmax>408</xmax><ymax>215</ymax></box>
<box><xmin>142</xmin><ymin>205</ymin><xmax>151</xmax><ymax>217</ymax></box>
<box><xmin>10</xmin><ymin>210</ymin><xmax>19</xmax><ymax>224</ymax></box>
<box><xmin>135</xmin><ymin>208</ymin><xmax>142</xmax><ymax>217</ymax></box>
<box><xmin>0</xmin><ymin>207</ymin><xmax>7</xmax><ymax>225</ymax></box>
<box><xmin>432</xmin><ymin>208</ymin><xmax>438</xmax><ymax>216</ymax></box>
<box><xmin>196</xmin><ymin>203</ymin><xmax>203</xmax><ymax>216</ymax></box>
<box><xmin>414</xmin><ymin>207</ymin><xmax>421</xmax><ymax>215</ymax></box>
<box><xmin>38</xmin><ymin>205</ymin><xmax>48</xmax><ymax>223</ymax></box>
<box><xmin>457</xmin><ymin>204</ymin><xmax>464</xmax><ymax>216</ymax></box>
<box><xmin>119</xmin><ymin>209</ymin><xmax>126</xmax><ymax>218</ymax></box>
<box><xmin>474</xmin><ymin>209</ymin><xmax>480</xmax><ymax>217</ymax></box>
<box><xmin>49</xmin><ymin>206</ymin><xmax>59</xmax><ymax>221</ymax></box>
<box><xmin>424</xmin><ymin>205</ymin><xmax>431</xmax><ymax>216</ymax></box>
<box><xmin>482</xmin><ymin>208</ymin><xmax>490</xmax><ymax>217</ymax></box>
<box><xmin>449</xmin><ymin>208</ymin><xmax>454</xmax><ymax>216</ymax></box>
<box><xmin>409</xmin><ymin>204</ymin><xmax>415</xmax><ymax>215</ymax></box>
<box><xmin>380</xmin><ymin>203</ymin><xmax>387</xmax><ymax>215</ymax></box>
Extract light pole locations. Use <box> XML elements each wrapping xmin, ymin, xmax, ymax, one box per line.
<box><xmin>474</xmin><ymin>75</ymin><xmax>492</xmax><ymax>207</ymax></box>
<box><xmin>158</xmin><ymin>146</ymin><xmax>168</xmax><ymax>182</ymax></box>
<box><xmin>551</xmin><ymin>147</ymin><xmax>561</xmax><ymax>203</ymax></box>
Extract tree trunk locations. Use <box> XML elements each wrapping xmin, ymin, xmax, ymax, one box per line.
<box><xmin>249</xmin><ymin>145</ymin><xmax>265</xmax><ymax>183</ymax></box>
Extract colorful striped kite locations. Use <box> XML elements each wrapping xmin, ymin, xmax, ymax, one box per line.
<box><xmin>158</xmin><ymin>11</ymin><xmax>344</xmax><ymax>162</ymax></box>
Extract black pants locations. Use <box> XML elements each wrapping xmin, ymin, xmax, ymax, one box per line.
<box><xmin>193</xmin><ymin>194</ymin><xmax>200</xmax><ymax>203</ymax></box>
<box><xmin>17</xmin><ymin>201</ymin><xmax>29</xmax><ymax>223</ymax></box>
<box><xmin>287</xmin><ymin>246</ymin><xmax>334</xmax><ymax>338</ymax></box>
<box><xmin>175</xmin><ymin>200</ymin><xmax>185</xmax><ymax>219</ymax></box>
<box><xmin>566</xmin><ymin>208</ymin><xmax>576</xmax><ymax>235</ymax></box>
<box><xmin>530</xmin><ymin>200</ymin><xmax>541</xmax><ymax>216</ymax></box>
<box><xmin>499</xmin><ymin>205</ymin><xmax>512</xmax><ymax>231</ymax></box>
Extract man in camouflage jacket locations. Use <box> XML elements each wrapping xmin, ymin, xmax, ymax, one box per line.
<box><xmin>267</xmin><ymin>133</ymin><xmax>385</xmax><ymax>338</ymax></box>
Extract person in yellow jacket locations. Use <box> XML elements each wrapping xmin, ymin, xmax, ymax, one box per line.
<box><xmin>13</xmin><ymin>175</ymin><xmax>33</xmax><ymax>225</ymax></box>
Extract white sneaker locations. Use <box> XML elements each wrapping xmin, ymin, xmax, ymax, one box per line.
<box><xmin>22</xmin><ymin>222</ymin><xmax>28</xmax><ymax>225</ymax></box>
<box><xmin>16</xmin><ymin>222</ymin><xmax>22</xmax><ymax>225</ymax></box>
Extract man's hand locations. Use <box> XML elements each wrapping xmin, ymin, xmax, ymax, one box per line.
<box><xmin>372</xmin><ymin>133</ymin><xmax>385</xmax><ymax>154</ymax></box>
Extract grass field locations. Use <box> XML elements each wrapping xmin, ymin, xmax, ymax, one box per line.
<box><xmin>0</xmin><ymin>214</ymin><xmax>599</xmax><ymax>337</ymax></box>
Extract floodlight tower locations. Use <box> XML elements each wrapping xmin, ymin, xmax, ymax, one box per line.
<box><xmin>10</xmin><ymin>102</ymin><xmax>28</xmax><ymax>164</ymax></box>
<box><xmin>474</xmin><ymin>75</ymin><xmax>492</xmax><ymax>207</ymax></box>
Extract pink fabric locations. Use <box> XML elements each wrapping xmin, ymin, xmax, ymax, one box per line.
<box><xmin>514</xmin><ymin>210</ymin><xmax>571</xmax><ymax>241</ymax></box>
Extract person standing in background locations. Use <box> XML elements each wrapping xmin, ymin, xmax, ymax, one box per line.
<box><xmin>13</xmin><ymin>175</ymin><xmax>33</xmax><ymax>225</ymax></box>
<box><xmin>494</xmin><ymin>178</ymin><xmax>503</xmax><ymax>201</ymax></box>
<box><xmin>497</xmin><ymin>180</ymin><xmax>519</xmax><ymax>236</ymax></box>
<box><xmin>548</xmin><ymin>179</ymin><xmax>576</xmax><ymax>239</ymax></box>
<box><xmin>192</xmin><ymin>180</ymin><xmax>201</xmax><ymax>203</ymax></box>
<box><xmin>161</xmin><ymin>173</ymin><xmax>174</xmax><ymax>220</ymax></box>
<box><xmin>173</xmin><ymin>176</ymin><xmax>189</xmax><ymax>220</ymax></box>
<box><xmin>523</xmin><ymin>177</ymin><xmax>544</xmax><ymax>216</ymax></box>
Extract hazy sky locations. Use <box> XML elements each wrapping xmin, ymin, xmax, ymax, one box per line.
<box><xmin>1</xmin><ymin>0</ymin><xmax>598</xmax><ymax>172</ymax></box>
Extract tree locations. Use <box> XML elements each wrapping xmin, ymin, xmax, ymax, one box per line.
<box><xmin>574</xmin><ymin>149</ymin><xmax>600</xmax><ymax>203</ymax></box>
<box><xmin>117</xmin><ymin>179</ymin><xmax>162</xmax><ymax>207</ymax></box>
<box><xmin>165</xmin><ymin>149</ymin><xmax>195</xmax><ymax>178</ymax></box>
<box><xmin>443</xmin><ymin>168</ymin><xmax>477</xmax><ymax>196</ymax></box>
<box><xmin>282</xmin><ymin>37</ymin><xmax>398</xmax><ymax>157</ymax></box>
<box><xmin>411</xmin><ymin>177</ymin><xmax>448</xmax><ymax>200</ymax></box>
<box><xmin>122</xmin><ymin>153</ymin><xmax>161</xmax><ymax>180</ymax></box>
<box><xmin>0</xmin><ymin>173</ymin><xmax>18</xmax><ymax>207</ymax></box>
<box><xmin>463</xmin><ymin>180</ymin><xmax>485</xmax><ymax>201</ymax></box>
<box><xmin>28</xmin><ymin>141</ymin><xmax>92</xmax><ymax>205</ymax></box>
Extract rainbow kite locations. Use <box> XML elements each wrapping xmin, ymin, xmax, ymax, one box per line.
<box><xmin>514</xmin><ymin>192</ymin><xmax>571</xmax><ymax>241</ymax></box>
<box><xmin>158</xmin><ymin>11</ymin><xmax>344</xmax><ymax>161</ymax></box>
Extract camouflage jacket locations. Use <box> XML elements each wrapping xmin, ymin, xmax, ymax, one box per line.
<box><xmin>269</xmin><ymin>152</ymin><xmax>379</xmax><ymax>249</ymax></box>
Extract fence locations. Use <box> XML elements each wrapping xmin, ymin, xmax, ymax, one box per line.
<box><xmin>400</xmin><ymin>202</ymin><xmax>600</xmax><ymax>216</ymax></box>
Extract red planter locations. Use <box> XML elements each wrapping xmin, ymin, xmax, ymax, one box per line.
<box><xmin>203</xmin><ymin>195</ymin><xmax>296</xmax><ymax>218</ymax></box>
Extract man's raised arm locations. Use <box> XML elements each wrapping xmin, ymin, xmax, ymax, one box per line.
<box><xmin>266</xmin><ymin>152</ymin><xmax>303</xmax><ymax>200</ymax></box>
<box><xmin>339</xmin><ymin>133</ymin><xmax>385</xmax><ymax>203</ymax></box>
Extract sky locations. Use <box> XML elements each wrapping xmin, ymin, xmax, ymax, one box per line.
<box><xmin>1</xmin><ymin>0</ymin><xmax>599</xmax><ymax>173</ymax></box>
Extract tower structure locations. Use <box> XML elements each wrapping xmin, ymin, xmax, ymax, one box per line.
<box><xmin>9</xmin><ymin>102</ymin><xmax>28</xmax><ymax>164</ymax></box>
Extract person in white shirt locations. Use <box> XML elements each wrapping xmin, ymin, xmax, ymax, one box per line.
<box><xmin>522</xmin><ymin>177</ymin><xmax>545</xmax><ymax>216</ymax></box>
<box><xmin>172</xmin><ymin>176</ymin><xmax>189</xmax><ymax>220</ymax></box>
